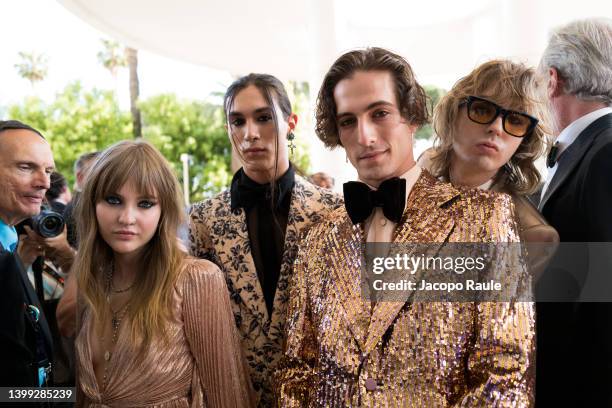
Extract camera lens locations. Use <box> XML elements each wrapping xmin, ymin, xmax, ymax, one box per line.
<box><xmin>43</xmin><ymin>216</ymin><xmax>60</xmax><ymax>230</ymax></box>
<box><xmin>32</xmin><ymin>210</ymin><xmax>65</xmax><ymax>238</ymax></box>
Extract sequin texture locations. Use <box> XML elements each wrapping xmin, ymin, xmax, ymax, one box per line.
<box><xmin>276</xmin><ymin>171</ymin><xmax>535</xmax><ymax>407</ymax></box>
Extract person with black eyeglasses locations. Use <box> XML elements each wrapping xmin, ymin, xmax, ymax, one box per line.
<box><xmin>419</xmin><ymin>59</ymin><xmax>559</xmax><ymax>253</ymax></box>
<box><xmin>277</xmin><ymin>49</ymin><xmax>535</xmax><ymax>407</ymax></box>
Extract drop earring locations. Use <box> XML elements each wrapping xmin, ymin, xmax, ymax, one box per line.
<box><xmin>287</xmin><ymin>132</ymin><xmax>296</xmax><ymax>156</ymax></box>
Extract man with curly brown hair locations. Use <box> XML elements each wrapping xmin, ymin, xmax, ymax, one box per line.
<box><xmin>277</xmin><ymin>48</ymin><xmax>535</xmax><ymax>407</ymax></box>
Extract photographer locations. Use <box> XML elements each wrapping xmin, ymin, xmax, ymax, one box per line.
<box><xmin>0</xmin><ymin>120</ymin><xmax>55</xmax><ymax>387</ymax></box>
<box><xmin>63</xmin><ymin>151</ymin><xmax>99</xmax><ymax>248</ymax></box>
<box><xmin>45</xmin><ymin>171</ymin><xmax>72</xmax><ymax>214</ymax></box>
<box><xmin>18</xmin><ymin>210</ymin><xmax>77</xmax><ymax>390</ymax></box>
<box><xmin>19</xmin><ymin>225</ymin><xmax>75</xmax><ymax>275</ymax></box>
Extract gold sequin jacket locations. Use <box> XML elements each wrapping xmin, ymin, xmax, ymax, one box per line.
<box><xmin>276</xmin><ymin>171</ymin><xmax>535</xmax><ymax>407</ymax></box>
<box><xmin>189</xmin><ymin>175</ymin><xmax>343</xmax><ymax>407</ymax></box>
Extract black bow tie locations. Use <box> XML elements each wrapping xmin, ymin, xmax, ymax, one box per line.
<box><xmin>233</xmin><ymin>183</ymin><xmax>275</xmax><ymax>211</ymax></box>
<box><xmin>230</xmin><ymin>166</ymin><xmax>295</xmax><ymax>211</ymax></box>
<box><xmin>547</xmin><ymin>142</ymin><xmax>560</xmax><ymax>168</ymax></box>
<box><xmin>343</xmin><ymin>177</ymin><xmax>406</xmax><ymax>225</ymax></box>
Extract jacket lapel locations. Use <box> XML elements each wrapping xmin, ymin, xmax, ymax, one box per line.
<box><xmin>327</xmin><ymin>215</ymin><xmax>371</xmax><ymax>352</ymax></box>
<box><xmin>268</xmin><ymin>177</ymin><xmax>312</xmax><ymax>342</ymax></box>
<box><xmin>13</xmin><ymin>252</ymin><xmax>54</xmax><ymax>357</ymax></box>
<box><xmin>364</xmin><ymin>172</ymin><xmax>458</xmax><ymax>354</ymax></box>
<box><xmin>223</xmin><ymin>204</ymin><xmax>269</xmax><ymax>326</ymax></box>
<box><xmin>540</xmin><ymin>113</ymin><xmax>612</xmax><ymax>211</ymax></box>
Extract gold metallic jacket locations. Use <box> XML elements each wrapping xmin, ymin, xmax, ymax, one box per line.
<box><xmin>276</xmin><ymin>171</ymin><xmax>535</xmax><ymax>407</ymax></box>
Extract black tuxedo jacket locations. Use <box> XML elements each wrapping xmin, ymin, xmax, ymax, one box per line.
<box><xmin>536</xmin><ymin>112</ymin><xmax>612</xmax><ymax>407</ymax></box>
<box><xmin>0</xmin><ymin>243</ymin><xmax>53</xmax><ymax>386</ymax></box>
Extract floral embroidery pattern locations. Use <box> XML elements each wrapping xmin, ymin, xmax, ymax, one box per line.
<box><xmin>189</xmin><ymin>176</ymin><xmax>343</xmax><ymax>406</ymax></box>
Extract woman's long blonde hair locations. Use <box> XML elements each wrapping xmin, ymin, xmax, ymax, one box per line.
<box><xmin>73</xmin><ymin>140</ymin><xmax>186</xmax><ymax>351</ymax></box>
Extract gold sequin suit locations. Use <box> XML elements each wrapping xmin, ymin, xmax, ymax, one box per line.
<box><xmin>276</xmin><ymin>171</ymin><xmax>535</xmax><ymax>407</ymax></box>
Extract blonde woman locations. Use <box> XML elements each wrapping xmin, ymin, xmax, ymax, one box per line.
<box><xmin>72</xmin><ymin>140</ymin><xmax>254</xmax><ymax>407</ymax></box>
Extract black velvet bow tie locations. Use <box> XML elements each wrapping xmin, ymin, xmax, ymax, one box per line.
<box><xmin>233</xmin><ymin>183</ymin><xmax>275</xmax><ymax>211</ymax></box>
<box><xmin>230</xmin><ymin>166</ymin><xmax>295</xmax><ymax>211</ymax></box>
<box><xmin>343</xmin><ymin>177</ymin><xmax>407</xmax><ymax>225</ymax></box>
<box><xmin>547</xmin><ymin>142</ymin><xmax>560</xmax><ymax>168</ymax></box>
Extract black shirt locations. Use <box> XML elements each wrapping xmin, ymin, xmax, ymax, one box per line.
<box><xmin>230</xmin><ymin>166</ymin><xmax>295</xmax><ymax>317</ymax></box>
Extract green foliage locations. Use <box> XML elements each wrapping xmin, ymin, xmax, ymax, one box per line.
<box><xmin>6</xmin><ymin>83</ymin><xmax>233</xmax><ymax>202</ymax></box>
<box><xmin>139</xmin><ymin>94</ymin><xmax>232</xmax><ymax>201</ymax></box>
<box><xmin>285</xmin><ymin>80</ymin><xmax>312</xmax><ymax>175</ymax></box>
<box><xmin>7</xmin><ymin>82</ymin><xmax>131</xmax><ymax>187</ymax></box>
<box><xmin>415</xmin><ymin>85</ymin><xmax>447</xmax><ymax>140</ymax></box>
<box><xmin>1</xmin><ymin>78</ymin><xmax>347</xmax><ymax>203</ymax></box>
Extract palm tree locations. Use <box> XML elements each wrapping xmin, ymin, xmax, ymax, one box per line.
<box><xmin>125</xmin><ymin>47</ymin><xmax>142</xmax><ymax>138</ymax></box>
<box><xmin>14</xmin><ymin>51</ymin><xmax>48</xmax><ymax>89</ymax></box>
<box><xmin>97</xmin><ymin>39</ymin><xmax>127</xmax><ymax>81</ymax></box>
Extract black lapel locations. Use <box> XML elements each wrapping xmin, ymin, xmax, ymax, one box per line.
<box><xmin>14</xmin><ymin>253</ymin><xmax>54</xmax><ymax>356</ymax></box>
<box><xmin>540</xmin><ymin>113</ymin><xmax>612</xmax><ymax>211</ymax></box>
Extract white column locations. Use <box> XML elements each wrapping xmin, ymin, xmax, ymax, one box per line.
<box><xmin>304</xmin><ymin>0</ymin><xmax>356</xmax><ymax>192</ymax></box>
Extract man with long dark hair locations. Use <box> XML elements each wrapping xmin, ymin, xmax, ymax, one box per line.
<box><xmin>189</xmin><ymin>74</ymin><xmax>342</xmax><ymax>407</ymax></box>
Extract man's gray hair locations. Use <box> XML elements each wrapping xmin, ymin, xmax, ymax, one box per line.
<box><xmin>540</xmin><ymin>18</ymin><xmax>612</xmax><ymax>105</ymax></box>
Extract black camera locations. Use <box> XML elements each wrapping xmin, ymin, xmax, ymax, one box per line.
<box><xmin>26</xmin><ymin>208</ymin><xmax>66</xmax><ymax>238</ymax></box>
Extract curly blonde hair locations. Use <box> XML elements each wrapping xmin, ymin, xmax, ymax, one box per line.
<box><xmin>431</xmin><ymin>59</ymin><xmax>551</xmax><ymax>195</ymax></box>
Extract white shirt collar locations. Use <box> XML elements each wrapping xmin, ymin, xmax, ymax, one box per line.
<box><xmin>362</xmin><ymin>164</ymin><xmax>422</xmax><ymax>243</ymax></box>
<box><xmin>477</xmin><ymin>179</ymin><xmax>494</xmax><ymax>191</ymax></box>
<box><xmin>540</xmin><ymin>107</ymin><xmax>612</xmax><ymax>202</ymax></box>
<box><xmin>556</xmin><ymin>107</ymin><xmax>612</xmax><ymax>154</ymax></box>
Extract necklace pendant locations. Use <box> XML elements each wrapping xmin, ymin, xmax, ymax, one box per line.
<box><xmin>112</xmin><ymin>317</ymin><xmax>118</xmax><ymax>330</ymax></box>
<box><xmin>104</xmin><ymin>351</ymin><xmax>111</xmax><ymax>361</ymax></box>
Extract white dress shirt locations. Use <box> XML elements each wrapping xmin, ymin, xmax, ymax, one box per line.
<box><xmin>541</xmin><ymin>107</ymin><xmax>612</xmax><ymax>200</ymax></box>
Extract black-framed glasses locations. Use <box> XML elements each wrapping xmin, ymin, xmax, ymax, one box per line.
<box><xmin>464</xmin><ymin>96</ymin><xmax>538</xmax><ymax>138</ymax></box>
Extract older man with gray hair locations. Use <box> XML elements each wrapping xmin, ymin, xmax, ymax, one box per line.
<box><xmin>0</xmin><ymin>120</ymin><xmax>55</xmax><ymax>387</ymax></box>
<box><xmin>536</xmin><ymin>18</ymin><xmax>612</xmax><ymax>407</ymax></box>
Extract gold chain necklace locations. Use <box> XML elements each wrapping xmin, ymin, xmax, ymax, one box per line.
<box><xmin>101</xmin><ymin>263</ymin><xmax>130</xmax><ymax>388</ymax></box>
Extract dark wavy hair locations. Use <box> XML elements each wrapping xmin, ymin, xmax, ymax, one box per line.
<box><xmin>315</xmin><ymin>47</ymin><xmax>429</xmax><ymax>148</ymax></box>
<box><xmin>46</xmin><ymin>171</ymin><xmax>68</xmax><ymax>202</ymax></box>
